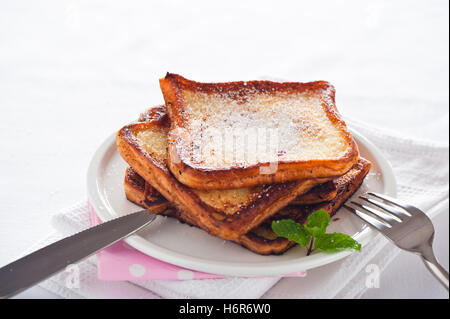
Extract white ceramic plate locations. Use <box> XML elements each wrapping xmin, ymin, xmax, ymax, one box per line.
<box><xmin>87</xmin><ymin>128</ymin><xmax>396</xmax><ymax>277</ymax></box>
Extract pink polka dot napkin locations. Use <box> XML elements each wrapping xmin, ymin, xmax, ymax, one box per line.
<box><xmin>89</xmin><ymin>203</ymin><xmax>306</xmax><ymax>280</ymax></box>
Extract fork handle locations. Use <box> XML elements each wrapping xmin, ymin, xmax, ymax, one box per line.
<box><xmin>419</xmin><ymin>244</ymin><xmax>449</xmax><ymax>291</ymax></box>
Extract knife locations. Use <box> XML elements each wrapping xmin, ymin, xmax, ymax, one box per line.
<box><xmin>0</xmin><ymin>210</ymin><xmax>155</xmax><ymax>299</ymax></box>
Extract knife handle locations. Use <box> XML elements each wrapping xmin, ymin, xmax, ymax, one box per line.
<box><xmin>0</xmin><ymin>211</ymin><xmax>155</xmax><ymax>298</ymax></box>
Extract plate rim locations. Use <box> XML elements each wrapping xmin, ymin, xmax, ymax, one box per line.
<box><xmin>87</xmin><ymin>128</ymin><xmax>397</xmax><ymax>277</ymax></box>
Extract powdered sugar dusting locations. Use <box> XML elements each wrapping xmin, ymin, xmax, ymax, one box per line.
<box><xmin>179</xmin><ymin>90</ymin><xmax>348</xmax><ymax>169</ymax></box>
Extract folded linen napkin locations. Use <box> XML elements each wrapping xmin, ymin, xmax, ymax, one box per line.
<box><xmin>34</xmin><ymin>117</ymin><xmax>448</xmax><ymax>299</ymax></box>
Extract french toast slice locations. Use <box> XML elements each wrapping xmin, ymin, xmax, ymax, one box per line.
<box><xmin>117</xmin><ymin>115</ymin><xmax>330</xmax><ymax>241</ymax></box>
<box><xmin>124</xmin><ymin>158</ymin><xmax>372</xmax><ymax>255</ymax></box>
<box><xmin>159</xmin><ymin>73</ymin><xmax>359</xmax><ymax>190</ymax></box>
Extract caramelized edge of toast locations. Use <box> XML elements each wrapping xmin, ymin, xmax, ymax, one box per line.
<box><xmin>292</xmin><ymin>180</ymin><xmax>338</xmax><ymax>205</ymax></box>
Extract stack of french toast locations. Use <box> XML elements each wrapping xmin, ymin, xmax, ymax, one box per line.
<box><xmin>116</xmin><ymin>73</ymin><xmax>372</xmax><ymax>255</ymax></box>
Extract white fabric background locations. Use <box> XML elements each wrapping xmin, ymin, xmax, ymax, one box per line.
<box><xmin>0</xmin><ymin>0</ymin><xmax>448</xmax><ymax>298</ymax></box>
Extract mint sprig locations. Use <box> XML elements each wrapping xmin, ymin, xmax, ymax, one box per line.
<box><xmin>314</xmin><ymin>233</ymin><xmax>361</xmax><ymax>252</ymax></box>
<box><xmin>305</xmin><ymin>208</ymin><xmax>330</xmax><ymax>237</ymax></box>
<box><xmin>271</xmin><ymin>219</ymin><xmax>310</xmax><ymax>247</ymax></box>
<box><xmin>271</xmin><ymin>209</ymin><xmax>361</xmax><ymax>255</ymax></box>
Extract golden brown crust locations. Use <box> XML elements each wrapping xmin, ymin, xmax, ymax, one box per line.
<box><xmin>262</xmin><ymin>158</ymin><xmax>372</xmax><ymax>225</ymax></box>
<box><xmin>291</xmin><ymin>180</ymin><xmax>338</xmax><ymax>205</ymax></box>
<box><xmin>117</xmin><ymin>117</ymin><xmax>328</xmax><ymax>241</ymax></box>
<box><xmin>160</xmin><ymin>73</ymin><xmax>360</xmax><ymax>190</ymax></box>
<box><xmin>124</xmin><ymin>158</ymin><xmax>371</xmax><ymax>255</ymax></box>
<box><xmin>124</xmin><ymin>167</ymin><xmax>170</xmax><ymax>213</ymax></box>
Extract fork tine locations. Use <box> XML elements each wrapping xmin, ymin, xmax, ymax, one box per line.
<box><xmin>343</xmin><ymin>204</ymin><xmax>390</xmax><ymax>233</ymax></box>
<box><xmin>367</xmin><ymin>192</ymin><xmax>409</xmax><ymax>209</ymax></box>
<box><xmin>359</xmin><ymin>196</ymin><xmax>407</xmax><ymax>221</ymax></box>
<box><xmin>370</xmin><ymin>192</ymin><xmax>429</xmax><ymax>219</ymax></box>
<box><xmin>351</xmin><ymin>201</ymin><xmax>397</xmax><ymax>225</ymax></box>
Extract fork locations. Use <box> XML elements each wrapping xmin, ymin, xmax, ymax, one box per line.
<box><xmin>343</xmin><ymin>192</ymin><xmax>449</xmax><ymax>291</ymax></box>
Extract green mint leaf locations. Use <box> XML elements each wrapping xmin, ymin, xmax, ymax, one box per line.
<box><xmin>305</xmin><ymin>209</ymin><xmax>330</xmax><ymax>237</ymax></box>
<box><xmin>314</xmin><ymin>232</ymin><xmax>362</xmax><ymax>253</ymax></box>
<box><xmin>271</xmin><ymin>219</ymin><xmax>311</xmax><ymax>247</ymax></box>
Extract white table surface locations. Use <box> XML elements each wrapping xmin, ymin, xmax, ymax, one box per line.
<box><xmin>1</xmin><ymin>0</ymin><xmax>448</xmax><ymax>299</ymax></box>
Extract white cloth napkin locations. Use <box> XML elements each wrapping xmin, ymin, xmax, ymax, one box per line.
<box><xmin>33</xmin><ymin>118</ymin><xmax>448</xmax><ymax>299</ymax></box>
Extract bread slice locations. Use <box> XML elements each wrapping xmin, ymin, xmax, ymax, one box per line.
<box><xmin>116</xmin><ymin>113</ymin><xmax>330</xmax><ymax>241</ymax></box>
<box><xmin>124</xmin><ymin>158</ymin><xmax>372</xmax><ymax>255</ymax></box>
<box><xmin>159</xmin><ymin>73</ymin><xmax>359</xmax><ymax>190</ymax></box>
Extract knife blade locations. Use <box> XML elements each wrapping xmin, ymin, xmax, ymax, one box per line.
<box><xmin>0</xmin><ymin>210</ymin><xmax>155</xmax><ymax>299</ymax></box>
